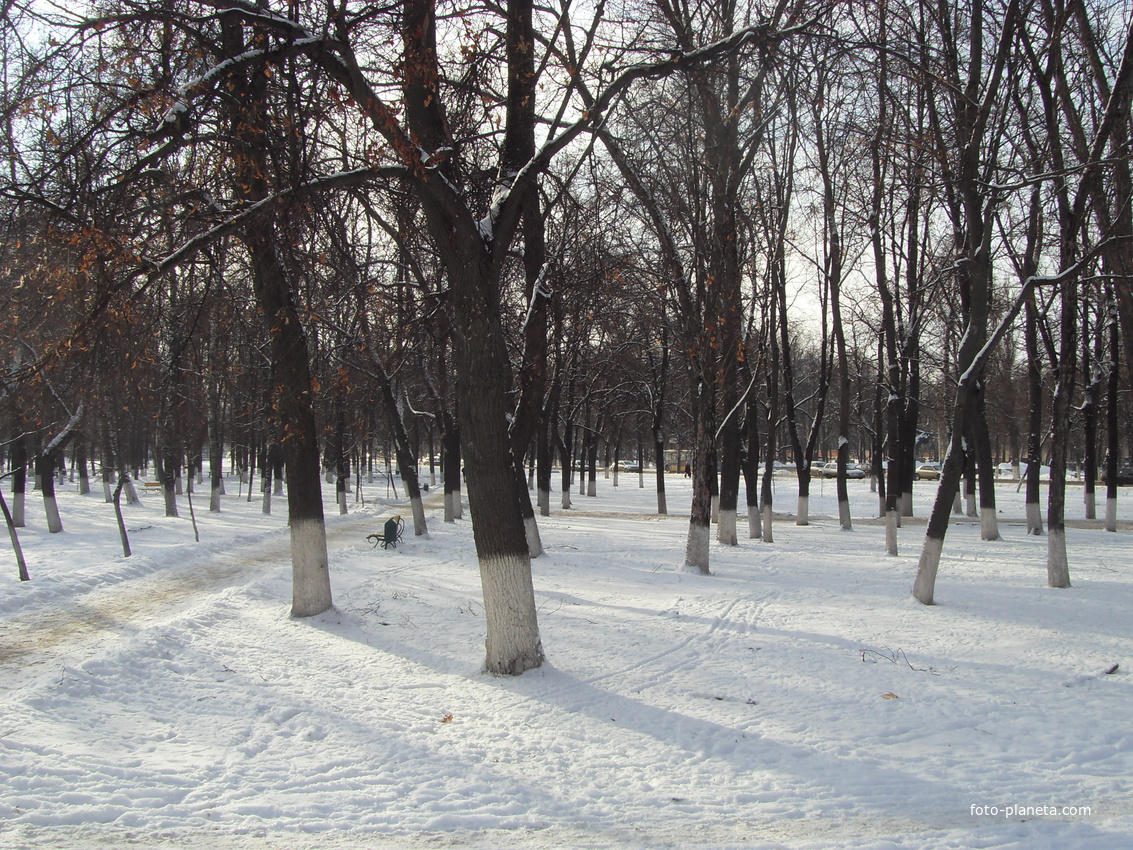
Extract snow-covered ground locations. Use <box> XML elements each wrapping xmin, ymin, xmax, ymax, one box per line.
<box><xmin>1</xmin><ymin>470</ymin><xmax>1131</xmax><ymax>849</ymax></box>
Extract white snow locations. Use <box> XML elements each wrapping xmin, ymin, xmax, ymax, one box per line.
<box><xmin>2</xmin><ymin>472</ymin><xmax>1132</xmax><ymax>849</ymax></box>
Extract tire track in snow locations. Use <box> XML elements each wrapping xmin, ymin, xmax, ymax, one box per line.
<box><xmin>580</xmin><ymin>594</ymin><xmax>763</xmax><ymax>690</ymax></box>
<box><xmin>0</xmin><ymin>511</ymin><xmax>381</xmax><ymax>675</ymax></box>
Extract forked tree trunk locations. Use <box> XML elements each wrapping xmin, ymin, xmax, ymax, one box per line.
<box><xmin>1047</xmin><ymin>275</ymin><xmax>1077</xmax><ymax>589</ymax></box>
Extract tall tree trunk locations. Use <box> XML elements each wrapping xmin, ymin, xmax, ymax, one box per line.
<box><xmin>11</xmin><ymin>432</ymin><xmax>26</xmax><ymax>528</ymax></box>
<box><xmin>743</xmin><ymin>390</ymin><xmax>762</xmax><ymax>539</ymax></box>
<box><xmin>685</xmin><ymin>376</ymin><xmax>714</xmax><ymax>572</ymax></box>
<box><xmin>975</xmin><ymin>394</ymin><xmax>999</xmax><ymax>540</ymax></box>
<box><xmin>36</xmin><ymin>451</ymin><xmax>63</xmax><ymax>533</ymax></box>
<box><xmin>1104</xmin><ymin>299</ymin><xmax>1119</xmax><ymax>532</ymax></box>
<box><xmin>443</xmin><ymin>409</ymin><xmax>461</xmax><ymax>523</ymax></box>
<box><xmin>75</xmin><ymin>436</ymin><xmax>90</xmax><ymax>496</ymax></box>
<box><xmin>222</xmin><ymin>15</ymin><xmax>331</xmax><ymax>617</ymax></box>
<box><xmin>1047</xmin><ymin>275</ymin><xmax>1077</xmax><ymax>589</ymax></box>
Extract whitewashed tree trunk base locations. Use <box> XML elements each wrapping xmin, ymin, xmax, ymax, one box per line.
<box><xmin>885</xmin><ymin>509</ymin><xmax>898</xmax><ymax>556</ymax></box>
<box><xmin>838</xmin><ymin>499</ymin><xmax>852</xmax><ymax>531</ymax></box>
<box><xmin>262</xmin><ymin>489</ymin><xmax>271</xmax><ymax>515</ymax></box>
<box><xmin>561</xmin><ymin>489</ymin><xmax>571</xmax><ymax>510</ymax></box>
<box><xmin>44</xmin><ymin>496</ymin><xmax>63</xmax><ymax>533</ymax></box>
<box><xmin>657</xmin><ymin>491</ymin><xmax>667</xmax><ymax>516</ymax></box>
<box><xmin>480</xmin><ymin>551</ymin><xmax>543</xmax><ymax>675</ymax></box>
<box><xmin>338</xmin><ymin>491</ymin><xmax>348</xmax><ymax>515</ymax></box>
<box><xmin>1026</xmin><ymin>502</ymin><xmax>1043</xmax><ymax>535</ymax></box>
<box><xmin>1047</xmin><ymin>527</ymin><xmax>1070</xmax><ymax>588</ymax></box>
<box><xmin>211</xmin><ymin>486</ymin><xmax>222</xmax><ymax>513</ymax></box>
<box><xmin>965</xmin><ymin>493</ymin><xmax>977</xmax><ymax>517</ymax></box>
<box><xmin>952</xmin><ymin>492</ymin><xmax>962</xmax><ymax>515</ymax></box>
<box><xmin>900</xmin><ymin>492</ymin><xmax>913</xmax><ymax>517</ymax></box>
<box><xmin>587</xmin><ymin>479</ymin><xmax>596</xmax><ymax>497</ymax></box>
<box><xmin>290</xmin><ymin>517</ymin><xmax>333</xmax><ymax>617</ymax></box>
<box><xmin>913</xmin><ymin>535</ymin><xmax>943</xmax><ymax>604</ymax></box>
<box><xmin>796</xmin><ymin>495</ymin><xmax>809</xmax><ymax>526</ymax></box>
<box><xmin>717</xmin><ymin>509</ymin><xmax>737</xmax><ymax>545</ymax></box>
<box><xmin>524</xmin><ymin>516</ymin><xmax>543</xmax><ymax>558</ymax></box>
<box><xmin>455</xmin><ymin>488</ymin><xmax>463</xmax><ymax>518</ymax></box>
<box><xmin>684</xmin><ymin>522</ymin><xmax>710</xmax><ymax>573</ymax></box>
<box><xmin>102</xmin><ymin>481</ymin><xmax>113</xmax><ymax>503</ymax></box>
<box><xmin>538</xmin><ymin>488</ymin><xmax>550</xmax><ymax>517</ymax></box>
<box><xmin>410</xmin><ymin>496</ymin><xmax>427</xmax><ymax>537</ymax></box>
<box><xmin>748</xmin><ymin>505</ymin><xmax>761</xmax><ymax>539</ymax></box>
<box><xmin>980</xmin><ymin>507</ymin><xmax>998</xmax><ymax>541</ymax></box>
<box><xmin>711</xmin><ymin>494</ymin><xmax>719</xmax><ymax>524</ymax></box>
<box><xmin>444</xmin><ymin>492</ymin><xmax>456</xmax><ymax>523</ymax></box>
<box><xmin>1084</xmin><ymin>492</ymin><xmax>1096</xmax><ymax>520</ymax></box>
<box><xmin>1105</xmin><ymin>498</ymin><xmax>1117</xmax><ymax>532</ymax></box>
<box><xmin>762</xmin><ymin>504</ymin><xmax>774</xmax><ymax>543</ymax></box>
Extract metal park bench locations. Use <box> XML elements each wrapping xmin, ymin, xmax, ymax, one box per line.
<box><xmin>367</xmin><ymin>515</ymin><xmax>404</xmax><ymax>549</ymax></box>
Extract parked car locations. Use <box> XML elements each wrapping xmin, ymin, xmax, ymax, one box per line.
<box><xmin>608</xmin><ymin>462</ymin><xmax>642</xmax><ymax>473</ymax></box>
<box><xmin>815</xmin><ymin>461</ymin><xmax>865</xmax><ymax>479</ymax></box>
<box><xmin>1100</xmin><ymin>464</ymin><xmax>1133</xmax><ymax>486</ymax></box>
<box><xmin>915</xmin><ymin>462</ymin><xmax>942</xmax><ymax>480</ymax></box>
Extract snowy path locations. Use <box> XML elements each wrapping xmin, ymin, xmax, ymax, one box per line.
<box><xmin>0</xmin><ymin>508</ymin><xmax>379</xmax><ymax>680</ymax></box>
